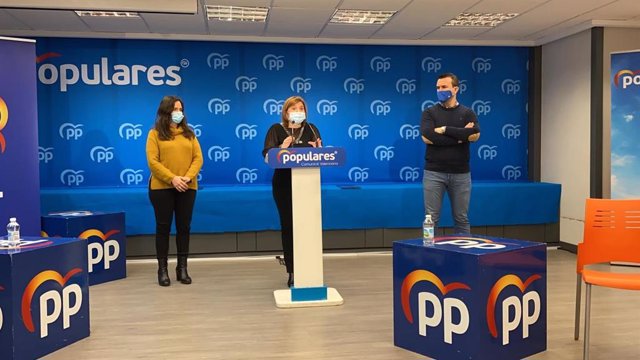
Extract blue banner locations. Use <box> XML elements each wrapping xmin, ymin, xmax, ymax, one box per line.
<box><xmin>35</xmin><ymin>38</ymin><xmax>529</xmax><ymax>188</ymax></box>
<box><xmin>610</xmin><ymin>51</ymin><xmax>640</xmax><ymax>199</ymax></box>
<box><xmin>0</xmin><ymin>38</ymin><xmax>41</xmax><ymax>235</ymax></box>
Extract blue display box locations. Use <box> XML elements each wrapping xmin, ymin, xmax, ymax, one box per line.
<box><xmin>0</xmin><ymin>236</ymin><xmax>90</xmax><ymax>360</ymax></box>
<box><xmin>393</xmin><ymin>235</ymin><xmax>547</xmax><ymax>360</ymax></box>
<box><xmin>42</xmin><ymin>211</ymin><xmax>126</xmax><ymax>286</ymax></box>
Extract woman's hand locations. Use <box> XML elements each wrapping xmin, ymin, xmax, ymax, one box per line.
<box><xmin>308</xmin><ymin>138</ymin><xmax>322</xmax><ymax>148</ymax></box>
<box><xmin>171</xmin><ymin>176</ymin><xmax>189</xmax><ymax>192</ymax></box>
<box><xmin>281</xmin><ymin>136</ymin><xmax>294</xmax><ymax>148</ymax></box>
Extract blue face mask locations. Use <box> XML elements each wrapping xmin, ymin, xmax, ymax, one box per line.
<box><xmin>288</xmin><ymin>111</ymin><xmax>306</xmax><ymax>124</ymax></box>
<box><xmin>437</xmin><ymin>90</ymin><xmax>453</xmax><ymax>103</ymax></box>
<box><xmin>171</xmin><ymin>111</ymin><xmax>184</xmax><ymax>124</ymax></box>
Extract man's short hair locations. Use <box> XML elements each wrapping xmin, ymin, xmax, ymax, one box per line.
<box><xmin>438</xmin><ymin>73</ymin><xmax>459</xmax><ymax>87</ymax></box>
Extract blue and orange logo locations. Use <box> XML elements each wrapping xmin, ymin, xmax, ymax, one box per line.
<box><xmin>486</xmin><ymin>274</ymin><xmax>542</xmax><ymax>339</ymax></box>
<box><xmin>35</xmin><ymin>52</ymin><xmax>62</xmax><ymax>64</ymax></box>
<box><xmin>21</xmin><ymin>268</ymin><xmax>82</xmax><ymax>333</ymax></box>
<box><xmin>401</xmin><ymin>269</ymin><xmax>471</xmax><ymax>323</ymax></box>
<box><xmin>78</xmin><ymin>229</ymin><xmax>120</xmax><ymax>241</ymax></box>
<box><xmin>276</xmin><ymin>149</ymin><xmax>292</xmax><ymax>163</ymax></box>
<box><xmin>0</xmin><ymin>96</ymin><xmax>8</xmax><ymax>153</ymax></box>
<box><xmin>613</xmin><ymin>69</ymin><xmax>640</xmax><ymax>88</ymax></box>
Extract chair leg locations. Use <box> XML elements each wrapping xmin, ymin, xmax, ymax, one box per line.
<box><xmin>575</xmin><ymin>273</ymin><xmax>582</xmax><ymax>340</ymax></box>
<box><xmin>583</xmin><ymin>283</ymin><xmax>592</xmax><ymax>360</ymax></box>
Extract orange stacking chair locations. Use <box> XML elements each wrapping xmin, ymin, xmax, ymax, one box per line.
<box><xmin>574</xmin><ymin>198</ymin><xmax>640</xmax><ymax>360</ymax></box>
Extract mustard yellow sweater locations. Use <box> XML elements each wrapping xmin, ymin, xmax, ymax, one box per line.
<box><xmin>146</xmin><ymin>127</ymin><xmax>203</xmax><ymax>190</ymax></box>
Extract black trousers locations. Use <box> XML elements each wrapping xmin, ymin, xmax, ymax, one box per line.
<box><xmin>149</xmin><ymin>188</ymin><xmax>197</xmax><ymax>259</ymax></box>
<box><xmin>272</xmin><ymin>169</ymin><xmax>293</xmax><ymax>274</ymax></box>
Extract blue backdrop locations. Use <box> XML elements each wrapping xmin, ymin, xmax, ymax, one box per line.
<box><xmin>36</xmin><ymin>38</ymin><xmax>529</xmax><ymax>189</ymax></box>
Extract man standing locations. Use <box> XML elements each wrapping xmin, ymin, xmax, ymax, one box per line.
<box><xmin>420</xmin><ymin>72</ymin><xmax>480</xmax><ymax>234</ymax></box>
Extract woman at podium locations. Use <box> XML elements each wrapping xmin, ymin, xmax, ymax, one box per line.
<box><xmin>146</xmin><ymin>95</ymin><xmax>203</xmax><ymax>287</ymax></box>
<box><xmin>262</xmin><ymin>96</ymin><xmax>322</xmax><ymax>287</ymax></box>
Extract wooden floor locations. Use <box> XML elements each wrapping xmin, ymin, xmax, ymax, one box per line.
<box><xmin>44</xmin><ymin>249</ymin><xmax>640</xmax><ymax>360</ymax></box>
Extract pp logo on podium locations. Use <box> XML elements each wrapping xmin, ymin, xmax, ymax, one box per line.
<box><xmin>79</xmin><ymin>229</ymin><xmax>121</xmax><ymax>272</ymax></box>
<box><xmin>0</xmin><ymin>96</ymin><xmax>7</xmax><ymax>153</ymax></box>
<box><xmin>21</xmin><ymin>268</ymin><xmax>84</xmax><ymax>338</ymax></box>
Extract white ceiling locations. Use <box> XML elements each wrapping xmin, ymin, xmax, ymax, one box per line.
<box><xmin>1</xmin><ymin>0</ymin><xmax>640</xmax><ymax>46</ymax></box>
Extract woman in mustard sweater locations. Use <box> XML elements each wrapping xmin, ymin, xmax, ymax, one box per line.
<box><xmin>146</xmin><ymin>95</ymin><xmax>203</xmax><ymax>286</ymax></box>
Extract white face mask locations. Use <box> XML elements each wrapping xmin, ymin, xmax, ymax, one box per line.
<box><xmin>288</xmin><ymin>111</ymin><xmax>306</xmax><ymax>124</ymax></box>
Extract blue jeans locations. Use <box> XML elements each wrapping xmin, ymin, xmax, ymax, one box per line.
<box><xmin>423</xmin><ymin>170</ymin><xmax>471</xmax><ymax>234</ymax></box>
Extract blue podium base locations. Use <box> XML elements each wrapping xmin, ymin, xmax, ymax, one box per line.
<box><xmin>274</xmin><ymin>288</ymin><xmax>344</xmax><ymax>308</ymax></box>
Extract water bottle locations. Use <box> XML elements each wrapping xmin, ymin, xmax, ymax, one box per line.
<box><xmin>423</xmin><ymin>214</ymin><xmax>434</xmax><ymax>246</ymax></box>
<box><xmin>7</xmin><ymin>217</ymin><xmax>20</xmax><ymax>247</ymax></box>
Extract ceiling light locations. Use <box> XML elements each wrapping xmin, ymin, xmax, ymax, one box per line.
<box><xmin>206</xmin><ymin>5</ymin><xmax>269</xmax><ymax>22</ymax></box>
<box><xmin>330</xmin><ymin>9</ymin><xmax>396</xmax><ymax>25</ymax></box>
<box><xmin>444</xmin><ymin>13</ymin><xmax>519</xmax><ymax>27</ymax></box>
<box><xmin>75</xmin><ymin>11</ymin><xmax>140</xmax><ymax>18</ymax></box>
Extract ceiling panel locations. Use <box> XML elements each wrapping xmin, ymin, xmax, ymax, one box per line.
<box><xmin>0</xmin><ymin>0</ymin><xmax>197</xmax><ymax>13</ymax></box>
<box><xmin>202</xmin><ymin>0</ymin><xmax>271</xmax><ymax>7</ymax></box>
<box><xmin>423</xmin><ymin>26</ymin><xmax>491</xmax><ymax>40</ymax></box>
<box><xmin>7</xmin><ymin>9</ymin><xmax>89</xmax><ymax>32</ymax></box>
<box><xmin>264</xmin><ymin>7</ymin><xmax>334</xmax><ymax>37</ymax></box>
<box><xmin>272</xmin><ymin>0</ymin><xmax>340</xmax><ymax>9</ymax></box>
<box><xmin>338</xmin><ymin>0</ymin><xmax>413</xmax><ymax>11</ymax></box>
<box><xmin>467</xmin><ymin>0</ymin><xmax>550</xmax><ymax>14</ymax></box>
<box><xmin>208</xmin><ymin>20</ymin><xmax>266</xmax><ymax>36</ymax></box>
<box><xmin>0</xmin><ymin>9</ymin><xmax>30</xmax><ymax>30</ymax></box>
<box><xmin>320</xmin><ymin>23</ymin><xmax>382</xmax><ymax>39</ymax></box>
<box><xmin>81</xmin><ymin>17</ymin><xmax>149</xmax><ymax>33</ymax></box>
<box><xmin>143</xmin><ymin>13</ymin><xmax>207</xmax><ymax>34</ymax></box>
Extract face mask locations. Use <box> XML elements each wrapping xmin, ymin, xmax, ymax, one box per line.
<box><xmin>171</xmin><ymin>111</ymin><xmax>184</xmax><ymax>124</ymax></box>
<box><xmin>288</xmin><ymin>111</ymin><xmax>306</xmax><ymax>124</ymax></box>
<box><xmin>437</xmin><ymin>90</ymin><xmax>453</xmax><ymax>103</ymax></box>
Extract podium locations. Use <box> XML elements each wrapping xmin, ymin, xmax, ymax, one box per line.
<box><xmin>266</xmin><ymin>147</ymin><xmax>345</xmax><ymax>308</ymax></box>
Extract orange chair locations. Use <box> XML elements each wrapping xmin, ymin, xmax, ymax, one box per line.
<box><xmin>574</xmin><ymin>198</ymin><xmax>640</xmax><ymax>359</ymax></box>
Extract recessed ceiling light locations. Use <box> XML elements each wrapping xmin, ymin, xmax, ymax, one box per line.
<box><xmin>75</xmin><ymin>11</ymin><xmax>140</xmax><ymax>18</ymax></box>
<box><xmin>206</xmin><ymin>5</ymin><xmax>269</xmax><ymax>22</ymax></box>
<box><xmin>330</xmin><ymin>9</ymin><xmax>396</xmax><ymax>25</ymax></box>
<box><xmin>444</xmin><ymin>13</ymin><xmax>519</xmax><ymax>27</ymax></box>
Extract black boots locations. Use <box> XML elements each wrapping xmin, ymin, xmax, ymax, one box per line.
<box><xmin>287</xmin><ymin>272</ymin><xmax>294</xmax><ymax>288</ymax></box>
<box><xmin>157</xmin><ymin>258</ymin><xmax>170</xmax><ymax>286</ymax></box>
<box><xmin>176</xmin><ymin>255</ymin><xmax>192</xmax><ymax>284</ymax></box>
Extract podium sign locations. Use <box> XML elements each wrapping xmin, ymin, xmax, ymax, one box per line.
<box><xmin>267</xmin><ymin>147</ymin><xmax>345</xmax><ymax>308</ymax></box>
<box><xmin>393</xmin><ymin>236</ymin><xmax>546</xmax><ymax>360</ymax></box>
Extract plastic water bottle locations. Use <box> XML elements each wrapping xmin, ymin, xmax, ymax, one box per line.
<box><xmin>423</xmin><ymin>214</ymin><xmax>434</xmax><ymax>246</ymax></box>
<box><xmin>7</xmin><ymin>217</ymin><xmax>20</xmax><ymax>247</ymax></box>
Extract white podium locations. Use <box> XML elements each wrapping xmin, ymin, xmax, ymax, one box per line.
<box><xmin>267</xmin><ymin>147</ymin><xmax>345</xmax><ymax>308</ymax></box>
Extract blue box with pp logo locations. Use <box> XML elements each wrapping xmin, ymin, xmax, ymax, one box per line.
<box><xmin>393</xmin><ymin>235</ymin><xmax>547</xmax><ymax>360</ymax></box>
<box><xmin>41</xmin><ymin>211</ymin><xmax>126</xmax><ymax>286</ymax></box>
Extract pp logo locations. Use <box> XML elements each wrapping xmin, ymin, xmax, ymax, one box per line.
<box><xmin>396</xmin><ymin>78</ymin><xmax>416</xmax><ymax>95</ymax></box>
<box><xmin>236</xmin><ymin>168</ymin><xmax>258</xmax><ymax>184</ymax></box>
<box><xmin>459</xmin><ymin>79</ymin><xmax>468</xmax><ymax>94</ymax></box>
<box><xmin>401</xmin><ymin>270</ymin><xmax>471</xmax><ymax>344</ymax></box>
<box><xmin>400</xmin><ymin>124</ymin><xmax>420</xmax><ymax>140</ymax></box>
<box><xmin>79</xmin><ymin>229</ymin><xmax>121</xmax><ymax>273</ymax></box>
<box><xmin>208</xmin><ymin>146</ymin><xmax>230</xmax><ymax>162</ymax></box>
<box><xmin>189</xmin><ymin>124</ymin><xmax>203</xmax><ymax>137</ymax></box>
<box><xmin>502</xmin><ymin>166</ymin><xmax>522</xmax><ymax>181</ymax></box>
<box><xmin>613</xmin><ymin>69</ymin><xmax>640</xmax><ymax>89</ymax></box>
<box><xmin>348</xmin><ymin>124</ymin><xmax>369</xmax><ymax>140</ymax></box>
<box><xmin>90</xmin><ymin>146</ymin><xmax>114</xmax><ymax>163</ymax></box>
<box><xmin>207</xmin><ymin>52</ymin><xmax>230</xmax><ymax>70</ymax></box>
<box><xmin>60</xmin><ymin>169</ymin><xmax>85</xmax><ymax>186</ymax></box>
<box><xmin>501</xmin><ymin>79</ymin><xmax>521</xmax><ymax>94</ymax></box>
<box><xmin>374</xmin><ymin>145</ymin><xmax>395</xmax><ymax>161</ymax></box>
<box><xmin>235</xmin><ymin>76</ymin><xmax>258</xmax><ymax>93</ymax></box>
<box><xmin>472</xmin><ymin>57</ymin><xmax>492</xmax><ymax>73</ymax></box>
<box><xmin>316</xmin><ymin>55</ymin><xmax>338</xmax><ymax>72</ymax></box>
<box><xmin>400</xmin><ymin>167</ymin><xmax>420</xmax><ymax>182</ymax></box>
<box><xmin>421</xmin><ymin>57</ymin><xmax>442</xmax><ymax>73</ymax></box>
<box><xmin>263</xmin><ymin>99</ymin><xmax>284</xmax><ymax>115</ymax></box>
<box><xmin>477</xmin><ymin>145</ymin><xmax>498</xmax><ymax>160</ymax></box>
<box><xmin>21</xmin><ymin>268</ymin><xmax>84</xmax><ymax>338</ymax></box>
<box><xmin>290</xmin><ymin>77</ymin><xmax>312</xmax><ymax>93</ymax></box>
<box><xmin>502</xmin><ymin>124</ymin><xmax>521</xmax><ymax>139</ymax></box>
<box><xmin>263</xmin><ymin>54</ymin><xmax>285</xmax><ymax>71</ymax></box>
<box><xmin>120</xmin><ymin>169</ymin><xmax>144</xmax><ymax>185</ymax></box>
<box><xmin>487</xmin><ymin>274</ymin><xmax>542</xmax><ymax>345</ymax></box>
<box><xmin>235</xmin><ymin>124</ymin><xmax>258</xmax><ymax>140</ymax></box>
<box><xmin>317</xmin><ymin>100</ymin><xmax>338</xmax><ymax>116</ymax></box>
<box><xmin>348</xmin><ymin>167</ymin><xmax>369</xmax><ymax>182</ymax></box>
<box><xmin>371</xmin><ymin>100</ymin><xmax>391</xmax><ymax>116</ymax></box>
<box><xmin>370</xmin><ymin>56</ymin><xmax>391</xmax><ymax>72</ymax></box>
<box><xmin>472</xmin><ymin>100</ymin><xmax>492</xmax><ymax>116</ymax></box>
<box><xmin>38</xmin><ymin>146</ymin><xmax>54</xmax><ymax>163</ymax></box>
<box><xmin>438</xmin><ymin>238</ymin><xmax>506</xmax><ymax>250</ymax></box>
<box><xmin>58</xmin><ymin>123</ymin><xmax>84</xmax><ymax>140</ymax></box>
<box><xmin>118</xmin><ymin>123</ymin><xmax>143</xmax><ymax>140</ymax></box>
<box><xmin>344</xmin><ymin>78</ymin><xmax>365</xmax><ymax>94</ymax></box>
<box><xmin>0</xmin><ymin>96</ymin><xmax>7</xmax><ymax>153</ymax></box>
<box><xmin>422</xmin><ymin>100</ymin><xmax>437</xmax><ymax>111</ymax></box>
<box><xmin>208</xmin><ymin>98</ymin><xmax>231</xmax><ymax>115</ymax></box>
